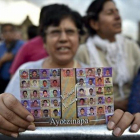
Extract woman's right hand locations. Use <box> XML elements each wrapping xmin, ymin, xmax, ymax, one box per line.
<box><xmin>0</xmin><ymin>93</ymin><xmax>35</xmax><ymax>138</ymax></box>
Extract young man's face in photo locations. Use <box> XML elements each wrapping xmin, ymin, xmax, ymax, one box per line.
<box><xmin>97</xmin><ymin>69</ymin><xmax>101</xmax><ymax>75</ymax></box>
<box><xmin>90</xmin><ymin>98</ymin><xmax>94</xmax><ymax>104</ymax></box>
<box><xmin>80</xmin><ymin>109</ymin><xmax>85</xmax><ymax>115</ymax></box>
<box><xmin>80</xmin><ymin>99</ymin><xmax>84</xmax><ymax>105</ymax></box>
<box><xmin>98</xmin><ymin>107</ymin><xmax>103</xmax><ymax>114</ymax></box>
<box><xmin>53</xmin><ymin>110</ymin><xmax>58</xmax><ymax>116</ymax></box>
<box><xmin>52</xmin><ymin>71</ymin><xmax>57</xmax><ymax>76</ymax></box>
<box><xmin>79</xmin><ymin>70</ymin><xmax>83</xmax><ymax>75</ymax></box>
<box><xmin>23</xmin><ymin>101</ymin><xmax>28</xmax><ymax>107</ymax></box>
<box><xmin>43</xmin><ymin>91</ymin><xmax>48</xmax><ymax>97</ymax></box>
<box><xmin>43</xmin><ymin>81</ymin><xmax>47</xmax><ymax>87</ymax></box>
<box><xmin>22</xmin><ymin>81</ymin><xmax>27</xmax><ymax>87</ymax></box>
<box><xmin>53</xmin><ymin>90</ymin><xmax>58</xmax><ymax>97</ymax></box>
<box><xmin>53</xmin><ymin>81</ymin><xmax>57</xmax><ymax>86</ymax></box>
<box><xmin>88</xmin><ymin>79</ymin><xmax>93</xmax><ymax>85</ymax></box>
<box><xmin>79</xmin><ymin>89</ymin><xmax>84</xmax><ymax>95</ymax></box>
<box><xmin>66</xmin><ymin>70</ymin><xmax>70</xmax><ymax>76</ymax></box>
<box><xmin>23</xmin><ymin>92</ymin><xmax>27</xmax><ymax>98</ymax></box>
<box><xmin>22</xmin><ymin>71</ymin><xmax>28</xmax><ymax>77</ymax></box>
<box><xmin>106</xmin><ymin>70</ymin><xmax>110</xmax><ymax>75</ymax></box>
<box><xmin>53</xmin><ymin>100</ymin><xmax>58</xmax><ymax>106</ymax></box>
<box><xmin>98</xmin><ymin>88</ymin><xmax>102</xmax><ymax>92</ymax></box>
<box><xmin>32</xmin><ymin>71</ymin><xmax>37</xmax><ymax>77</ymax></box>
<box><xmin>90</xmin><ymin>108</ymin><xmax>94</xmax><ymax>113</ymax></box>
<box><xmin>42</xmin><ymin>71</ymin><xmax>47</xmax><ymax>77</ymax></box>
<box><xmin>98</xmin><ymin>79</ymin><xmax>102</xmax><ymax>84</ymax></box>
<box><xmin>87</xmin><ymin>70</ymin><xmax>92</xmax><ymax>75</ymax></box>
<box><xmin>34</xmin><ymin>101</ymin><xmax>38</xmax><ymax>106</ymax></box>
<box><xmin>107</xmin><ymin>97</ymin><xmax>111</xmax><ymax>103</ymax></box>
<box><xmin>98</xmin><ymin>98</ymin><xmax>102</xmax><ymax>103</ymax></box>
<box><xmin>34</xmin><ymin>111</ymin><xmax>38</xmax><ymax>116</ymax></box>
<box><xmin>79</xmin><ymin>79</ymin><xmax>84</xmax><ymax>85</ymax></box>
<box><xmin>107</xmin><ymin>106</ymin><xmax>111</xmax><ymax>112</ymax></box>
<box><xmin>33</xmin><ymin>92</ymin><xmax>37</xmax><ymax>97</ymax></box>
<box><xmin>43</xmin><ymin>100</ymin><xmax>48</xmax><ymax>105</ymax></box>
<box><xmin>89</xmin><ymin>89</ymin><xmax>93</xmax><ymax>95</ymax></box>
<box><xmin>43</xmin><ymin>110</ymin><xmax>48</xmax><ymax>117</ymax></box>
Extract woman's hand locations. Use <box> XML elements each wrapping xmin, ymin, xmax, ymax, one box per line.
<box><xmin>0</xmin><ymin>93</ymin><xmax>35</xmax><ymax>138</ymax></box>
<box><xmin>107</xmin><ymin>109</ymin><xmax>140</xmax><ymax>137</ymax></box>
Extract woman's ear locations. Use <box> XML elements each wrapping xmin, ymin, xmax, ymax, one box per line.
<box><xmin>89</xmin><ymin>19</ymin><xmax>99</xmax><ymax>31</ymax></box>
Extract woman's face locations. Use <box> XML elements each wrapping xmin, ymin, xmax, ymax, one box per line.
<box><xmin>45</xmin><ymin>18</ymin><xmax>79</xmax><ymax>65</ymax></box>
<box><xmin>92</xmin><ymin>1</ymin><xmax>122</xmax><ymax>38</ymax></box>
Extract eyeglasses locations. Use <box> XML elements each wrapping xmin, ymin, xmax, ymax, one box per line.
<box><xmin>45</xmin><ymin>28</ymin><xmax>79</xmax><ymax>38</ymax></box>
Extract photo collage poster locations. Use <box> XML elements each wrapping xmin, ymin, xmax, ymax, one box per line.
<box><xmin>19</xmin><ymin>67</ymin><xmax>114</xmax><ymax>126</ymax></box>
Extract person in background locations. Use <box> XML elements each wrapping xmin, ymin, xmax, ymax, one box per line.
<box><xmin>0</xmin><ymin>4</ymin><xmax>140</xmax><ymax>138</ymax></box>
<box><xmin>0</xmin><ymin>23</ymin><xmax>24</xmax><ymax>93</ymax></box>
<box><xmin>27</xmin><ymin>25</ymin><xmax>38</xmax><ymax>40</ymax></box>
<box><xmin>9</xmin><ymin>6</ymin><xmax>51</xmax><ymax>76</ymax></box>
<box><xmin>75</xmin><ymin>0</ymin><xmax>140</xmax><ymax>111</ymax></box>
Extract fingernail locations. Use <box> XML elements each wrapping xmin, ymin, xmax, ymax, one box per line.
<box><xmin>28</xmin><ymin>125</ymin><xmax>36</xmax><ymax>130</ymax></box>
<box><xmin>113</xmin><ymin>127</ymin><xmax>121</xmax><ymax>137</ymax></box>
<box><xmin>26</xmin><ymin>115</ymin><xmax>34</xmax><ymax>122</ymax></box>
<box><xmin>11</xmin><ymin>133</ymin><xmax>18</xmax><ymax>138</ymax></box>
<box><xmin>18</xmin><ymin>128</ymin><xmax>26</xmax><ymax>132</ymax></box>
<box><xmin>108</xmin><ymin>121</ymin><xmax>115</xmax><ymax>129</ymax></box>
<box><xmin>131</xmin><ymin>124</ymin><xmax>138</xmax><ymax>131</ymax></box>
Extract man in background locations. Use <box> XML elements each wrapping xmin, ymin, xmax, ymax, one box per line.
<box><xmin>0</xmin><ymin>23</ymin><xmax>24</xmax><ymax>93</ymax></box>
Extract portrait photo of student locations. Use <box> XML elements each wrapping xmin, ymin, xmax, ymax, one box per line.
<box><xmin>87</xmin><ymin>88</ymin><xmax>96</xmax><ymax>96</ymax></box>
<box><xmin>105</xmin><ymin>96</ymin><xmax>113</xmax><ymax>104</ymax></box>
<box><xmin>97</xmin><ymin>106</ymin><xmax>105</xmax><ymax>114</ymax></box>
<box><xmin>30</xmin><ymin>90</ymin><xmax>39</xmax><ymax>99</ymax></box>
<box><xmin>87</xmin><ymin>78</ymin><xmax>95</xmax><ymax>86</ymax></box>
<box><xmin>78</xmin><ymin>98</ymin><xmax>87</xmax><ymax>106</ymax></box>
<box><xmin>97</xmin><ymin>96</ymin><xmax>105</xmax><ymax>104</ymax></box>
<box><xmin>20</xmin><ymin>70</ymin><xmax>28</xmax><ymax>79</ymax></box>
<box><xmin>77</xmin><ymin>88</ymin><xmax>86</xmax><ymax>97</ymax></box>
<box><xmin>51</xmin><ymin>79</ymin><xmax>60</xmax><ymax>87</ymax></box>
<box><xmin>95</xmin><ymin>68</ymin><xmax>102</xmax><ymax>77</ymax></box>
<box><xmin>78</xmin><ymin>107</ymin><xmax>87</xmax><ymax>117</ymax></box>
<box><xmin>105</xmin><ymin>105</ymin><xmax>114</xmax><ymax>114</ymax></box>
<box><xmin>104</xmin><ymin>87</ymin><xmax>113</xmax><ymax>95</ymax></box>
<box><xmin>20</xmin><ymin>80</ymin><xmax>30</xmax><ymax>88</ymax></box>
<box><xmin>40</xmin><ymin>80</ymin><xmax>50</xmax><ymax>88</ymax></box>
<box><xmin>103</xmin><ymin>68</ymin><xmax>112</xmax><ymax>77</ymax></box>
<box><xmin>41</xmin><ymin>99</ymin><xmax>50</xmax><ymax>107</ymax></box>
<box><xmin>41</xmin><ymin>90</ymin><xmax>49</xmax><ymax>98</ymax></box>
<box><xmin>87</xmin><ymin>107</ymin><xmax>96</xmax><ymax>116</ymax></box>
<box><xmin>96</xmin><ymin>87</ymin><xmax>104</xmax><ymax>95</ymax></box>
<box><xmin>52</xmin><ymin>108</ymin><xmax>61</xmax><ymax>118</ymax></box>
<box><xmin>88</xmin><ymin>97</ymin><xmax>96</xmax><ymax>105</ymax></box>
<box><xmin>21</xmin><ymin>90</ymin><xmax>29</xmax><ymax>99</ymax></box>
<box><xmin>76</xmin><ymin>69</ymin><xmax>85</xmax><ymax>77</ymax></box>
<box><xmin>30</xmin><ymin>79</ymin><xmax>39</xmax><ymax>88</ymax></box>
<box><xmin>77</xmin><ymin>78</ymin><xmax>86</xmax><ymax>86</ymax></box>
<box><xmin>50</xmin><ymin>69</ymin><xmax>60</xmax><ymax>78</ymax></box>
<box><xmin>31</xmin><ymin>109</ymin><xmax>41</xmax><ymax>118</ymax></box>
<box><xmin>30</xmin><ymin>100</ymin><xmax>40</xmax><ymax>108</ymax></box>
<box><xmin>29</xmin><ymin>69</ymin><xmax>39</xmax><ymax>79</ymax></box>
<box><xmin>105</xmin><ymin>114</ymin><xmax>113</xmax><ymax>123</ymax></box>
<box><xmin>95</xmin><ymin>77</ymin><xmax>104</xmax><ymax>86</ymax></box>
<box><xmin>21</xmin><ymin>100</ymin><xmax>30</xmax><ymax>109</ymax></box>
<box><xmin>40</xmin><ymin>69</ymin><xmax>49</xmax><ymax>79</ymax></box>
<box><xmin>62</xmin><ymin>68</ymin><xmax>73</xmax><ymax>77</ymax></box>
<box><xmin>50</xmin><ymin>89</ymin><xmax>60</xmax><ymax>98</ymax></box>
<box><xmin>42</xmin><ymin>109</ymin><xmax>50</xmax><ymax>118</ymax></box>
<box><xmin>86</xmin><ymin>68</ymin><xmax>95</xmax><ymax>77</ymax></box>
<box><xmin>104</xmin><ymin>77</ymin><xmax>112</xmax><ymax>85</ymax></box>
<box><xmin>51</xmin><ymin>98</ymin><xmax>60</xmax><ymax>107</ymax></box>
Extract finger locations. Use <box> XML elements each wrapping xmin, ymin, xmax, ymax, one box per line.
<box><xmin>2</xmin><ymin>93</ymin><xmax>34</xmax><ymax>122</ymax></box>
<box><xmin>107</xmin><ymin>109</ymin><xmax>124</xmax><ymax>130</ymax></box>
<box><xmin>113</xmin><ymin>112</ymin><xmax>134</xmax><ymax>137</ymax></box>
<box><xmin>0</xmin><ymin>115</ymin><xmax>25</xmax><ymax>132</ymax></box>
<box><xmin>0</xmin><ymin>129</ymin><xmax>19</xmax><ymax>138</ymax></box>
<box><xmin>0</xmin><ymin>95</ymin><xmax>35</xmax><ymax>130</ymax></box>
<box><xmin>130</xmin><ymin>113</ymin><xmax>140</xmax><ymax>132</ymax></box>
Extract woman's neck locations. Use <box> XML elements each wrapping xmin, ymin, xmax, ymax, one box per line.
<box><xmin>42</xmin><ymin>57</ymin><xmax>75</xmax><ymax>69</ymax></box>
<box><xmin>97</xmin><ymin>33</ymin><xmax>116</xmax><ymax>42</ymax></box>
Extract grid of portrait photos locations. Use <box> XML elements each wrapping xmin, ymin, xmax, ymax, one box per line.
<box><xmin>19</xmin><ymin>67</ymin><xmax>114</xmax><ymax>124</ymax></box>
<box><xmin>20</xmin><ymin>69</ymin><xmax>61</xmax><ymax>119</ymax></box>
<box><xmin>76</xmin><ymin>67</ymin><xmax>114</xmax><ymax>123</ymax></box>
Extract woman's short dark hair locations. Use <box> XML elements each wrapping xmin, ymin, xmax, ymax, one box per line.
<box><xmin>84</xmin><ymin>0</ymin><xmax>113</xmax><ymax>36</ymax></box>
<box><xmin>39</xmin><ymin>4</ymin><xmax>85</xmax><ymax>41</ymax></box>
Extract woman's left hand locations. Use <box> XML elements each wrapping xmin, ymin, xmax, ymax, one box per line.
<box><xmin>107</xmin><ymin>109</ymin><xmax>140</xmax><ymax>137</ymax></box>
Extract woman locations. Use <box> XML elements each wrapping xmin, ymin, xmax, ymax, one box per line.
<box><xmin>76</xmin><ymin>0</ymin><xmax>140</xmax><ymax>111</ymax></box>
<box><xmin>0</xmin><ymin>4</ymin><xmax>139</xmax><ymax>138</ymax></box>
